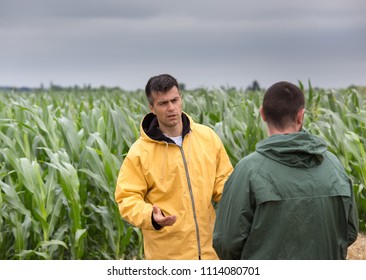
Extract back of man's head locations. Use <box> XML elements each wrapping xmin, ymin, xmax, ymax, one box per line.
<box><xmin>262</xmin><ymin>81</ymin><xmax>305</xmax><ymax>130</ymax></box>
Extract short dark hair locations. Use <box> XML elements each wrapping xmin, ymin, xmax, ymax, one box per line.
<box><xmin>145</xmin><ymin>74</ymin><xmax>180</xmax><ymax>105</ymax></box>
<box><xmin>262</xmin><ymin>81</ymin><xmax>305</xmax><ymax>129</ymax></box>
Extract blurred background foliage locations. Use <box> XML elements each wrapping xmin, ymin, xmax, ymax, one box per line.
<box><xmin>0</xmin><ymin>82</ymin><xmax>365</xmax><ymax>259</ymax></box>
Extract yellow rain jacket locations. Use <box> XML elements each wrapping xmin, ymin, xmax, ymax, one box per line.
<box><xmin>115</xmin><ymin>112</ymin><xmax>233</xmax><ymax>259</ymax></box>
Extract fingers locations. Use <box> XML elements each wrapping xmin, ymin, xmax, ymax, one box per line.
<box><xmin>163</xmin><ymin>215</ymin><xmax>177</xmax><ymax>226</ymax></box>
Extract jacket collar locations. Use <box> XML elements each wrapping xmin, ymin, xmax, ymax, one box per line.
<box><xmin>142</xmin><ymin>112</ymin><xmax>191</xmax><ymax>143</ymax></box>
<box><xmin>255</xmin><ymin>130</ymin><xmax>327</xmax><ymax>168</ymax></box>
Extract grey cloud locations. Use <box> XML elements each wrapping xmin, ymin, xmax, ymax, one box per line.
<box><xmin>0</xmin><ymin>0</ymin><xmax>365</xmax><ymax>89</ymax></box>
<box><xmin>0</xmin><ymin>0</ymin><xmax>159</xmax><ymax>19</ymax></box>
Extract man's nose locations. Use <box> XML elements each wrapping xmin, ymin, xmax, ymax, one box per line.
<box><xmin>167</xmin><ymin>101</ymin><xmax>174</xmax><ymax>110</ymax></box>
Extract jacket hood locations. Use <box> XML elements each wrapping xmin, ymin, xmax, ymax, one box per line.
<box><xmin>141</xmin><ymin>112</ymin><xmax>191</xmax><ymax>143</ymax></box>
<box><xmin>256</xmin><ymin>130</ymin><xmax>327</xmax><ymax>168</ymax></box>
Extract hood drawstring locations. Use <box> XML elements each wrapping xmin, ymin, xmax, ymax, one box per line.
<box><xmin>160</xmin><ymin>141</ymin><xmax>169</xmax><ymax>184</ymax></box>
<box><xmin>186</xmin><ymin>131</ymin><xmax>192</xmax><ymax>164</ymax></box>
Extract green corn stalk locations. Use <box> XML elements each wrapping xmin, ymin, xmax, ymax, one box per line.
<box><xmin>43</xmin><ymin>148</ymin><xmax>86</xmax><ymax>259</ymax></box>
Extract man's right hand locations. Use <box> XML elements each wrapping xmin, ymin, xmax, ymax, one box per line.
<box><xmin>152</xmin><ymin>205</ymin><xmax>177</xmax><ymax>227</ymax></box>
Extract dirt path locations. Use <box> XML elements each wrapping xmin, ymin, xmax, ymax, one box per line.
<box><xmin>347</xmin><ymin>233</ymin><xmax>366</xmax><ymax>260</ymax></box>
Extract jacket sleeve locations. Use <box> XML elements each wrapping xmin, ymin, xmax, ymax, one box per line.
<box><xmin>347</xmin><ymin>178</ymin><xmax>359</xmax><ymax>246</ymax></box>
<box><xmin>213</xmin><ymin>160</ymin><xmax>253</xmax><ymax>259</ymax></box>
<box><xmin>115</xmin><ymin>146</ymin><xmax>155</xmax><ymax>231</ymax></box>
<box><xmin>211</xmin><ymin>132</ymin><xmax>234</xmax><ymax>202</ymax></box>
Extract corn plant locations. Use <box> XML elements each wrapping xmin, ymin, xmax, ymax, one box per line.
<box><xmin>0</xmin><ymin>89</ymin><xmax>144</xmax><ymax>259</ymax></box>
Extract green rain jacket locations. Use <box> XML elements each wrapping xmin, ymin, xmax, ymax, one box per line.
<box><xmin>213</xmin><ymin>130</ymin><xmax>359</xmax><ymax>260</ymax></box>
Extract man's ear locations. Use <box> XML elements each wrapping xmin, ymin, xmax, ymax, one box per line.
<box><xmin>259</xmin><ymin>106</ymin><xmax>267</xmax><ymax>122</ymax></box>
<box><xmin>149</xmin><ymin>104</ymin><xmax>155</xmax><ymax>114</ymax></box>
<box><xmin>297</xmin><ymin>108</ymin><xmax>305</xmax><ymax>125</ymax></box>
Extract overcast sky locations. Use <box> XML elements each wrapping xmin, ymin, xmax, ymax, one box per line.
<box><xmin>1</xmin><ymin>0</ymin><xmax>365</xmax><ymax>90</ymax></box>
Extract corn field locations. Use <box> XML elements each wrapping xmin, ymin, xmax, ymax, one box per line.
<box><xmin>0</xmin><ymin>83</ymin><xmax>365</xmax><ymax>259</ymax></box>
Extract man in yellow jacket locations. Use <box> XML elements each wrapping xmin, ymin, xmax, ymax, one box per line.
<box><xmin>115</xmin><ymin>74</ymin><xmax>233</xmax><ymax>260</ymax></box>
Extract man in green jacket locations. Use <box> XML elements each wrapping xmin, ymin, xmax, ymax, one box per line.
<box><xmin>213</xmin><ymin>81</ymin><xmax>359</xmax><ymax>259</ymax></box>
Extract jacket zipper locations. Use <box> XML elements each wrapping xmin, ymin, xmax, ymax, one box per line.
<box><xmin>179</xmin><ymin>146</ymin><xmax>201</xmax><ymax>260</ymax></box>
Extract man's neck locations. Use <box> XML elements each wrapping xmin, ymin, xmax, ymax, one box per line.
<box><xmin>267</xmin><ymin>125</ymin><xmax>301</xmax><ymax>136</ymax></box>
<box><xmin>159</xmin><ymin>124</ymin><xmax>183</xmax><ymax>138</ymax></box>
